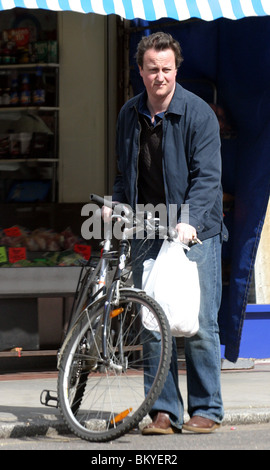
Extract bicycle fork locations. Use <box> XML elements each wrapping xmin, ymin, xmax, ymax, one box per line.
<box><xmin>102</xmin><ymin>239</ymin><xmax>130</xmax><ymax>368</ymax></box>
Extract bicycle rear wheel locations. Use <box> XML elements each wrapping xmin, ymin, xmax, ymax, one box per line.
<box><xmin>57</xmin><ymin>289</ymin><xmax>172</xmax><ymax>442</ymax></box>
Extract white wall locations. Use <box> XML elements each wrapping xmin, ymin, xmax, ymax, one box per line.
<box><xmin>58</xmin><ymin>12</ymin><xmax>107</xmax><ymax>202</ymax></box>
<box><xmin>255</xmin><ymin>197</ymin><xmax>270</xmax><ymax>303</ymax></box>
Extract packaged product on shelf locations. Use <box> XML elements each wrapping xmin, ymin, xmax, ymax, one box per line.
<box><xmin>1</xmin><ymin>43</ymin><xmax>15</xmax><ymax>65</ymax></box>
<box><xmin>34</xmin><ymin>41</ymin><xmax>48</xmax><ymax>63</ymax></box>
<box><xmin>74</xmin><ymin>243</ymin><xmax>91</xmax><ymax>260</ymax></box>
<box><xmin>8</xmin><ymin>246</ymin><xmax>26</xmax><ymax>264</ymax></box>
<box><xmin>0</xmin><ymin>226</ymin><xmax>82</xmax><ymax>252</ymax></box>
<box><xmin>34</xmin><ymin>41</ymin><xmax>58</xmax><ymax>63</ymax></box>
<box><xmin>2</xmin><ymin>28</ymin><xmax>30</xmax><ymax>64</ymax></box>
<box><xmin>10</xmin><ymin>77</ymin><xmax>19</xmax><ymax>106</ymax></box>
<box><xmin>32</xmin><ymin>67</ymin><xmax>46</xmax><ymax>105</ymax></box>
<box><xmin>48</xmin><ymin>41</ymin><xmax>57</xmax><ymax>62</ymax></box>
<box><xmin>2</xmin><ymin>86</ymin><xmax>10</xmax><ymax>106</ymax></box>
<box><xmin>0</xmin><ymin>246</ymin><xmax>8</xmax><ymax>263</ymax></box>
<box><xmin>17</xmin><ymin>47</ymin><xmax>30</xmax><ymax>64</ymax></box>
<box><xmin>7</xmin><ymin>180</ymin><xmax>51</xmax><ymax>202</ymax></box>
<box><xmin>0</xmin><ymin>134</ymin><xmax>9</xmax><ymax>156</ymax></box>
<box><xmin>3</xmin><ymin>28</ymin><xmax>30</xmax><ymax>48</ymax></box>
<box><xmin>0</xmin><ymin>75</ymin><xmax>9</xmax><ymax>106</ymax></box>
<box><xmin>31</xmin><ymin>132</ymin><xmax>50</xmax><ymax>157</ymax></box>
<box><xmin>0</xmin><ymin>226</ymin><xmax>91</xmax><ymax>267</ymax></box>
<box><xmin>20</xmin><ymin>73</ymin><xmax>31</xmax><ymax>106</ymax></box>
<box><xmin>20</xmin><ymin>132</ymin><xmax>32</xmax><ymax>155</ymax></box>
<box><xmin>55</xmin><ymin>250</ymin><xmax>85</xmax><ymax>266</ymax></box>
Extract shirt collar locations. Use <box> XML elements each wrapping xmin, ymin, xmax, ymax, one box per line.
<box><xmin>137</xmin><ymin>83</ymin><xmax>185</xmax><ymax>121</ymax></box>
<box><xmin>138</xmin><ymin>91</ymin><xmax>165</xmax><ymax>126</ymax></box>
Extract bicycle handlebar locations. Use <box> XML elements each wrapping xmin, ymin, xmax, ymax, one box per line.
<box><xmin>90</xmin><ymin>193</ymin><xmax>115</xmax><ymax>209</ymax></box>
<box><xmin>90</xmin><ymin>193</ymin><xmax>133</xmax><ymax>220</ymax></box>
<box><xmin>90</xmin><ymin>193</ymin><xmax>175</xmax><ymax>235</ymax></box>
<box><xmin>89</xmin><ymin>194</ymin><xmax>200</xmax><ymax>246</ymax></box>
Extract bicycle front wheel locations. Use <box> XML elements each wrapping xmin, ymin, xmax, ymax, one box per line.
<box><xmin>57</xmin><ymin>290</ymin><xmax>172</xmax><ymax>442</ymax></box>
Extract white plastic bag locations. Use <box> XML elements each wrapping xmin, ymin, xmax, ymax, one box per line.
<box><xmin>142</xmin><ymin>239</ymin><xmax>200</xmax><ymax>337</ymax></box>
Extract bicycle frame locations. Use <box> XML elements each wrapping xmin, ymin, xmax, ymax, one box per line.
<box><xmin>57</xmin><ymin>223</ymin><xmax>138</xmax><ymax>369</ymax></box>
<box><xmin>66</xmin><ymin>227</ymin><xmax>114</xmax><ymax>331</ymax></box>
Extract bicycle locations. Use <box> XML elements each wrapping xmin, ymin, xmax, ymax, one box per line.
<box><xmin>41</xmin><ymin>194</ymin><xmax>178</xmax><ymax>442</ymax></box>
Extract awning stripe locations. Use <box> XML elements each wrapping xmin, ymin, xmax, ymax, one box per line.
<box><xmin>229</xmin><ymin>0</ymin><xmax>244</xmax><ymax>19</ymax></box>
<box><xmin>207</xmin><ymin>0</ymin><xmax>223</xmax><ymax>19</ymax></box>
<box><xmin>1</xmin><ymin>0</ymin><xmax>270</xmax><ymax>20</ymax></box>
<box><xmin>112</xmin><ymin>0</ymin><xmax>126</xmax><ymax>18</ymax></box>
<box><xmin>57</xmin><ymin>0</ymin><xmax>72</xmax><ymax>11</ymax></box>
<box><xmin>131</xmin><ymin>0</ymin><xmax>146</xmax><ymax>21</ymax></box>
<box><xmin>187</xmin><ymin>1</ymin><xmax>202</xmax><ymax>21</ymax></box>
<box><xmin>163</xmin><ymin>0</ymin><xmax>180</xmax><ymax>20</ymax></box>
<box><xmin>196</xmin><ymin>0</ymin><xmax>214</xmax><ymax>21</ymax></box>
<box><xmin>261</xmin><ymin>0</ymin><xmax>270</xmax><ymax>15</ymax></box>
<box><xmin>172</xmin><ymin>0</ymin><xmax>191</xmax><ymax>21</ymax></box>
<box><xmin>240</xmin><ymin>0</ymin><xmax>257</xmax><ymax>17</ymax></box>
<box><xmin>219</xmin><ymin>0</ymin><xmax>238</xmax><ymax>19</ymax></box>
<box><xmin>153</xmin><ymin>0</ymin><xmax>168</xmax><ymax>21</ymax></box>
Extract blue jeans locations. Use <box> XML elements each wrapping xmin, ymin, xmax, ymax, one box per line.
<box><xmin>132</xmin><ymin>234</ymin><xmax>224</xmax><ymax>430</ymax></box>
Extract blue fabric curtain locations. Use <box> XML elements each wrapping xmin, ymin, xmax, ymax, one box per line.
<box><xmin>129</xmin><ymin>16</ymin><xmax>270</xmax><ymax>362</ymax></box>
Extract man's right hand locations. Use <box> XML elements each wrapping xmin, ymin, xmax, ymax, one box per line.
<box><xmin>102</xmin><ymin>206</ymin><xmax>113</xmax><ymax>223</ymax></box>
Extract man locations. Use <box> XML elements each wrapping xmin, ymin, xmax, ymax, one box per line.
<box><xmin>108</xmin><ymin>32</ymin><xmax>226</xmax><ymax>434</ymax></box>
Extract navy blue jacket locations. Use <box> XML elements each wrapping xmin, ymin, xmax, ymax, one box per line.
<box><xmin>113</xmin><ymin>83</ymin><xmax>226</xmax><ymax>241</ymax></box>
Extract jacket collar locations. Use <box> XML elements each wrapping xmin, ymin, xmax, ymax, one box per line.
<box><xmin>131</xmin><ymin>82</ymin><xmax>185</xmax><ymax>116</ymax></box>
<box><xmin>167</xmin><ymin>82</ymin><xmax>186</xmax><ymax>116</ymax></box>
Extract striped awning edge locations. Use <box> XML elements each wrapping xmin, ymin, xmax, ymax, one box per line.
<box><xmin>1</xmin><ymin>0</ymin><xmax>270</xmax><ymax>21</ymax></box>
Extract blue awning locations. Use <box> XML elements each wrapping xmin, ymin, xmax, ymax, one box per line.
<box><xmin>1</xmin><ymin>0</ymin><xmax>270</xmax><ymax>20</ymax></box>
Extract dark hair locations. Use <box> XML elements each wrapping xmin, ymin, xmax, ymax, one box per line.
<box><xmin>135</xmin><ymin>32</ymin><xmax>183</xmax><ymax>69</ymax></box>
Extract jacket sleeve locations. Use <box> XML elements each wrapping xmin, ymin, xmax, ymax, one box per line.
<box><xmin>184</xmin><ymin>111</ymin><xmax>222</xmax><ymax>232</ymax></box>
<box><xmin>112</xmin><ymin>113</ymin><xmax>128</xmax><ymax>203</ymax></box>
<box><xmin>112</xmin><ymin>172</ymin><xmax>128</xmax><ymax>203</ymax></box>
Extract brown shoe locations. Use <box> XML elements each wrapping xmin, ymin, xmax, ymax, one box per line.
<box><xmin>183</xmin><ymin>416</ymin><xmax>220</xmax><ymax>433</ymax></box>
<box><xmin>142</xmin><ymin>412</ymin><xmax>181</xmax><ymax>435</ymax></box>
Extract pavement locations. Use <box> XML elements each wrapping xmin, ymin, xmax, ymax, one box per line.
<box><xmin>0</xmin><ymin>359</ymin><xmax>269</xmax><ymax>439</ymax></box>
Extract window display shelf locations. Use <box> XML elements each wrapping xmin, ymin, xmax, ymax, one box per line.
<box><xmin>0</xmin><ymin>63</ymin><xmax>59</xmax><ymax>70</ymax></box>
<box><xmin>0</xmin><ymin>106</ymin><xmax>59</xmax><ymax>111</ymax></box>
<box><xmin>0</xmin><ymin>157</ymin><xmax>58</xmax><ymax>162</ymax></box>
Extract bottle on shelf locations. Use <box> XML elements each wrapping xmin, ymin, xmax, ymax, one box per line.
<box><xmin>0</xmin><ymin>74</ymin><xmax>4</xmax><ymax>106</ymax></box>
<box><xmin>10</xmin><ymin>76</ymin><xmax>19</xmax><ymax>106</ymax></box>
<box><xmin>32</xmin><ymin>67</ymin><xmax>46</xmax><ymax>106</ymax></box>
<box><xmin>2</xmin><ymin>75</ymin><xmax>10</xmax><ymax>106</ymax></box>
<box><xmin>1</xmin><ymin>30</ymin><xmax>16</xmax><ymax>64</ymax></box>
<box><xmin>20</xmin><ymin>73</ymin><xmax>31</xmax><ymax>106</ymax></box>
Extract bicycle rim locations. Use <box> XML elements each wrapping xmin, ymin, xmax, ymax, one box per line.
<box><xmin>57</xmin><ymin>290</ymin><xmax>172</xmax><ymax>442</ymax></box>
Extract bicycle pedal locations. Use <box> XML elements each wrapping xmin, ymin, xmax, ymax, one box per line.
<box><xmin>40</xmin><ymin>389</ymin><xmax>58</xmax><ymax>408</ymax></box>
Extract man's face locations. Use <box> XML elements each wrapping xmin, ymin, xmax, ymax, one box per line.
<box><xmin>139</xmin><ymin>48</ymin><xmax>177</xmax><ymax>103</ymax></box>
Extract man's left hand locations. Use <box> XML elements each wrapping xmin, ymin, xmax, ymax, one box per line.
<box><xmin>175</xmin><ymin>222</ymin><xmax>197</xmax><ymax>245</ymax></box>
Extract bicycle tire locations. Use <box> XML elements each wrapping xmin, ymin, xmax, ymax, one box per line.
<box><xmin>57</xmin><ymin>290</ymin><xmax>172</xmax><ymax>442</ymax></box>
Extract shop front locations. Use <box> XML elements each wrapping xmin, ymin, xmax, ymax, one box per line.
<box><xmin>0</xmin><ymin>8</ymin><xmax>110</xmax><ymax>358</ymax></box>
<box><xmin>0</xmin><ymin>1</ymin><xmax>269</xmax><ymax>366</ymax></box>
